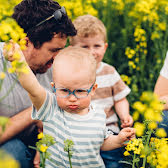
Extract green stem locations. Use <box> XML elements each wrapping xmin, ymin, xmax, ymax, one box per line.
<box><xmin>42</xmin><ymin>152</ymin><xmax>45</xmax><ymax>168</ymax></box>
<box><xmin>68</xmin><ymin>150</ymin><xmax>72</xmax><ymax>168</ymax></box>
<box><xmin>142</xmin><ymin>130</ymin><xmax>152</xmax><ymax>168</ymax></box>
<box><xmin>132</xmin><ymin>153</ymin><xmax>136</xmax><ymax>168</ymax></box>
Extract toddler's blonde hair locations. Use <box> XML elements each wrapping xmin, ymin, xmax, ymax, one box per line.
<box><xmin>53</xmin><ymin>46</ymin><xmax>97</xmax><ymax>83</ymax></box>
<box><xmin>70</xmin><ymin>15</ymin><xmax>107</xmax><ymax>45</ymax></box>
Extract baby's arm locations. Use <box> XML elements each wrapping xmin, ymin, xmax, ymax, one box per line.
<box><xmin>6</xmin><ymin>43</ymin><xmax>46</xmax><ymax>111</ymax></box>
<box><xmin>114</xmin><ymin>98</ymin><xmax>133</xmax><ymax>128</ymax></box>
<box><xmin>101</xmin><ymin>127</ymin><xmax>135</xmax><ymax>151</ymax></box>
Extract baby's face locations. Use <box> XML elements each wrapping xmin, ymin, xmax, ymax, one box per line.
<box><xmin>53</xmin><ymin>62</ymin><xmax>97</xmax><ymax>115</ymax></box>
<box><xmin>73</xmin><ymin>35</ymin><xmax>108</xmax><ymax>68</ymax></box>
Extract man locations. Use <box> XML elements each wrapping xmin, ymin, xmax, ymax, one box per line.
<box><xmin>0</xmin><ymin>0</ymin><xmax>76</xmax><ymax>167</ymax></box>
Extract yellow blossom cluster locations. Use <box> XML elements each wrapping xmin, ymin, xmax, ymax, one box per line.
<box><xmin>134</xmin><ymin>122</ymin><xmax>145</xmax><ymax>137</ymax></box>
<box><xmin>129</xmin><ymin>0</ymin><xmax>167</xmax><ymax>41</ymax></box>
<box><xmin>38</xmin><ymin>132</ymin><xmax>44</xmax><ymax>139</ymax></box>
<box><xmin>124</xmin><ymin>137</ymin><xmax>168</xmax><ymax>167</ymax></box>
<box><xmin>147</xmin><ymin>138</ymin><xmax>168</xmax><ymax>168</ymax></box>
<box><xmin>125</xmin><ymin>26</ymin><xmax>148</xmax><ymax>71</ymax></box>
<box><xmin>111</xmin><ymin>0</ymin><xmax>124</xmax><ymax>14</ymax></box>
<box><xmin>133</xmin><ymin>92</ymin><xmax>163</xmax><ymax>122</ymax></box>
<box><xmin>0</xmin><ymin>151</ymin><xmax>19</xmax><ymax>168</ymax></box>
<box><xmin>132</xmin><ymin>92</ymin><xmax>164</xmax><ymax>138</ymax></box>
<box><xmin>124</xmin><ymin>138</ymin><xmax>144</xmax><ymax>156</ymax></box>
<box><xmin>40</xmin><ymin>145</ymin><xmax>48</xmax><ymax>153</ymax></box>
<box><xmin>57</xmin><ymin>0</ymin><xmax>97</xmax><ymax>19</ymax></box>
<box><xmin>121</xmin><ymin>74</ymin><xmax>131</xmax><ymax>85</ymax></box>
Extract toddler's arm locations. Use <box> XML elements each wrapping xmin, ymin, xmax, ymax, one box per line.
<box><xmin>114</xmin><ymin>98</ymin><xmax>133</xmax><ymax>128</ymax></box>
<box><xmin>101</xmin><ymin>127</ymin><xmax>135</xmax><ymax>151</ymax></box>
<box><xmin>5</xmin><ymin>43</ymin><xmax>46</xmax><ymax>111</ymax></box>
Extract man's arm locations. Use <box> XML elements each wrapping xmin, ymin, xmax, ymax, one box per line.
<box><xmin>0</xmin><ymin>107</ymin><xmax>38</xmax><ymax>144</ymax></box>
<box><xmin>114</xmin><ymin>98</ymin><xmax>133</xmax><ymax>128</ymax></box>
<box><xmin>154</xmin><ymin>75</ymin><xmax>168</xmax><ymax>110</ymax></box>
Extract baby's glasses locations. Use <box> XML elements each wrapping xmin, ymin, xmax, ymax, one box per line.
<box><xmin>52</xmin><ymin>83</ymin><xmax>94</xmax><ymax>99</ymax></box>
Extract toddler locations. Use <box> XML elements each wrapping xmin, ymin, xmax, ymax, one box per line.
<box><xmin>8</xmin><ymin>44</ymin><xmax>135</xmax><ymax>168</ymax></box>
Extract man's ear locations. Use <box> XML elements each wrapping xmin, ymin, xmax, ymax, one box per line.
<box><xmin>23</xmin><ymin>37</ymin><xmax>29</xmax><ymax>47</ymax></box>
<box><xmin>90</xmin><ymin>83</ymin><xmax>98</xmax><ymax>96</ymax></box>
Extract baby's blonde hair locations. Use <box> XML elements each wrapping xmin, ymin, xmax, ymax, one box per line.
<box><xmin>69</xmin><ymin>15</ymin><xmax>107</xmax><ymax>45</ymax></box>
<box><xmin>53</xmin><ymin>46</ymin><xmax>97</xmax><ymax>83</ymax></box>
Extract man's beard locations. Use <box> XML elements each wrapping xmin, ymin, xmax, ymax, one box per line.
<box><xmin>35</xmin><ymin>66</ymin><xmax>49</xmax><ymax>74</ymax></box>
<box><xmin>33</xmin><ymin>58</ymin><xmax>54</xmax><ymax>74</ymax></box>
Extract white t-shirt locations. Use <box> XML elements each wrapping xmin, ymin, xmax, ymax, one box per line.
<box><xmin>32</xmin><ymin>91</ymin><xmax>109</xmax><ymax>168</ymax></box>
<box><xmin>160</xmin><ymin>51</ymin><xmax>168</xmax><ymax>79</ymax></box>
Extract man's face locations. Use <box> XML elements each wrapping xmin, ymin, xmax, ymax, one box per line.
<box><xmin>25</xmin><ymin>34</ymin><xmax>67</xmax><ymax>73</ymax></box>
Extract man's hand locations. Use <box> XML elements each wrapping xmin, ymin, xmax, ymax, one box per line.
<box><xmin>33</xmin><ymin>151</ymin><xmax>40</xmax><ymax>168</ymax></box>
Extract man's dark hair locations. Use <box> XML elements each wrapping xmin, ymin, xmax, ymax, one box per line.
<box><xmin>12</xmin><ymin>0</ymin><xmax>77</xmax><ymax>48</ymax></box>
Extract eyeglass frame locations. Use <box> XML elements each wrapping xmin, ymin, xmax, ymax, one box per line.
<box><xmin>52</xmin><ymin>83</ymin><xmax>95</xmax><ymax>99</ymax></box>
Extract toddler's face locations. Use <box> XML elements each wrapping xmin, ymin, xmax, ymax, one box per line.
<box><xmin>53</xmin><ymin>62</ymin><xmax>97</xmax><ymax>115</ymax></box>
<box><xmin>73</xmin><ymin>35</ymin><xmax>108</xmax><ymax>68</ymax></box>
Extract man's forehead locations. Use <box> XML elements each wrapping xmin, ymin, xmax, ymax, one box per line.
<box><xmin>46</xmin><ymin>35</ymin><xmax>67</xmax><ymax>48</ymax></box>
<box><xmin>53</xmin><ymin>32</ymin><xmax>67</xmax><ymax>39</ymax></box>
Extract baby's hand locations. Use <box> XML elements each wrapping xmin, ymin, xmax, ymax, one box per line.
<box><xmin>33</xmin><ymin>150</ymin><xmax>40</xmax><ymax>168</ymax></box>
<box><xmin>120</xmin><ymin>114</ymin><xmax>133</xmax><ymax>128</ymax></box>
<box><xmin>118</xmin><ymin>127</ymin><xmax>135</xmax><ymax>145</ymax></box>
<box><xmin>3</xmin><ymin>41</ymin><xmax>25</xmax><ymax>62</ymax></box>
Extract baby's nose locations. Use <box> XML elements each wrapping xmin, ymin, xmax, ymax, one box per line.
<box><xmin>68</xmin><ymin>94</ymin><xmax>77</xmax><ymax>101</ymax></box>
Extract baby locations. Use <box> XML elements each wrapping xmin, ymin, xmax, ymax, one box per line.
<box><xmin>8</xmin><ymin>44</ymin><xmax>135</xmax><ymax>167</ymax></box>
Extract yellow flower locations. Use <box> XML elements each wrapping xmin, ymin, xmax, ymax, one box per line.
<box><xmin>38</xmin><ymin>132</ymin><xmax>44</xmax><ymax>139</ymax></box>
<box><xmin>132</xmin><ymin>111</ymin><xmax>139</xmax><ymax>121</ymax></box>
<box><xmin>165</xmin><ymin>6</ymin><xmax>168</xmax><ymax>15</ymax></box>
<box><xmin>133</xmin><ymin>101</ymin><xmax>146</xmax><ymax>114</ymax></box>
<box><xmin>8</xmin><ymin>67</ymin><xmax>15</xmax><ymax>73</ymax></box>
<box><xmin>151</xmin><ymin>32</ymin><xmax>160</xmax><ymax>40</ymax></box>
<box><xmin>128</xmin><ymin>61</ymin><xmax>136</xmax><ymax>69</ymax></box>
<box><xmin>155</xmin><ymin>128</ymin><xmax>167</xmax><ymax>138</ymax></box>
<box><xmin>40</xmin><ymin>145</ymin><xmax>48</xmax><ymax>153</ymax></box>
<box><xmin>134</xmin><ymin>122</ymin><xmax>145</xmax><ymax>137</ymax></box>
<box><xmin>144</xmin><ymin>108</ymin><xmax>154</xmax><ymax>120</ymax></box>
<box><xmin>0</xmin><ymin>156</ymin><xmax>19</xmax><ymax>168</ymax></box>
<box><xmin>148</xmin><ymin>121</ymin><xmax>157</xmax><ymax>130</ymax></box>
<box><xmin>120</xmin><ymin>74</ymin><xmax>131</xmax><ymax>85</ymax></box>
<box><xmin>158</xmin><ymin>22</ymin><xmax>166</xmax><ymax>31</ymax></box>
<box><xmin>124</xmin><ymin>151</ymin><xmax>130</xmax><ymax>156</ymax></box>
<box><xmin>0</xmin><ymin>72</ymin><xmax>6</xmax><ymax>79</ymax></box>
<box><xmin>13</xmin><ymin>51</ymin><xmax>21</xmax><ymax>60</ymax></box>
<box><xmin>135</xmin><ymin>58</ymin><xmax>139</xmax><ymax>63</ymax></box>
